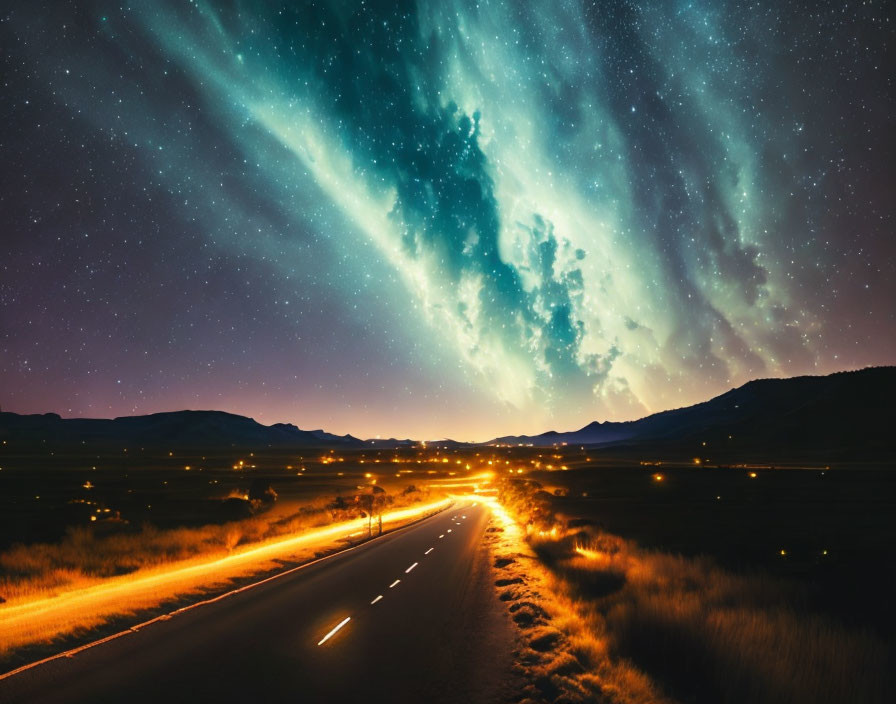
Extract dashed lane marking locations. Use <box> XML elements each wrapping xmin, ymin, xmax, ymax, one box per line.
<box><xmin>317</xmin><ymin>616</ymin><xmax>351</xmax><ymax>646</ymax></box>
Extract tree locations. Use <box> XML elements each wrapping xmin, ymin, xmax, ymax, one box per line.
<box><xmin>355</xmin><ymin>484</ymin><xmax>388</xmax><ymax>537</ymax></box>
<box><xmin>248</xmin><ymin>479</ymin><xmax>277</xmax><ymax>505</ymax></box>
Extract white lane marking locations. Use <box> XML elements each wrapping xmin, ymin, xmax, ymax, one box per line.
<box><xmin>447</xmin><ymin>529</ymin><xmax>452</xmax><ymax>533</ymax></box>
<box><xmin>425</xmin><ymin>547</ymin><xmax>434</xmax><ymax>555</ymax></box>
<box><xmin>317</xmin><ymin>616</ymin><xmax>351</xmax><ymax>646</ymax></box>
<box><xmin>405</xmin><ymin>562</ymin><xmax>418</xmax><ymax>574</ymax></box>
<box><xmin>370</xmin><ymin>595</ymin><xmax>383</xmax><ymax>605</ymax></box>
<box><xmin>462</xmin><ymin>515</ymin><xmax>466</xmax><ymax>519</ymax></box>
<box><xmin>389</xmin><ymin>579</ymin><xmax>401</xmax><ymax>588</ymax></box>
<box><xmin>439</xmin><ymin>534</ymin><xmax>444</xmax><ymax>539</ymax></box>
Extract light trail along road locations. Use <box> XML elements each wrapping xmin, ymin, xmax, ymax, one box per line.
<box><xmin>0</xmin><ymin>502</ymin><xmax>519</xmax><ymax>704</ymax></box>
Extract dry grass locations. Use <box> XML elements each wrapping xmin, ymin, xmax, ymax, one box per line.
<box><xmin>482</xmin><ymin>495</ymin><xmax>668</xmax><ymax>704</ymax></box>
<box><xmin>1</xmin><ymin>503</ymin><xmax>315</xmax><ymax>604</ymax></box>
<box><xmin>487</xmin><ymin>479</ymin><xmax>893</xmax><ymax>704</ymax></box>
<box><xmin>0</xmin><ymin>485</ymin><xmax>435</xmax><ymax>606</ymax></box>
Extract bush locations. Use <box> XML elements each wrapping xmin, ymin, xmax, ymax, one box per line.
<box><xmin>248</xmin><ymin>479</ymin><xmax>277</xmax><ymax>504</ymax></box>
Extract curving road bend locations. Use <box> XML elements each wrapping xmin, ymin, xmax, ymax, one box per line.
<box><xmin>0</xmin><ymin>502</ymin><xmax>519</xmax><ymax>704</ymax></box>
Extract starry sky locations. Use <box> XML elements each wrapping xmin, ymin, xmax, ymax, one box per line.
<box><xmin>1</xmin><ymin>1</ymin><xmax>893</xmax><ymax>440</ymax></box>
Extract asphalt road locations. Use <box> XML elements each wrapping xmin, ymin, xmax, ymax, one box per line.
<box><xmin>0</xmin><ymin>502</ymin><xmax>519</xmax><ymax>704</ymax></box>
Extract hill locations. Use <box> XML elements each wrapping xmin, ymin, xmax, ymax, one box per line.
<box><xmin>489</xmin><ymin>367</ymin><xmax>896</xmax><ymax>460</ymax></box>
<box><xmin>0</xmin><ymin>410</ymin><xmax>364</xmax><ymax>450</ymax></box>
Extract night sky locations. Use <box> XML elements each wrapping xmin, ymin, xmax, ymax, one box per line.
<box><xmin>1</xmin><ymin>1</ymin><xmax>893</xmax><ymax>440</ymax></box>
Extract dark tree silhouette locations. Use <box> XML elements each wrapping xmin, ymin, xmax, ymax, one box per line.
<box><xmin>248</xmin><ymin>479</ymin><xmax>277</xmax><ymax>504</ymax></box>
<box><xmin>356</xmin><ymin>485</ymin><xmax>388</xmax><ymax>536</ymax></box>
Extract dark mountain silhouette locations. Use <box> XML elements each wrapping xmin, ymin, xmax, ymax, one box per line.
<box><xmin>492</xmin><ymin>420</ymin><xmax>638</xmax><ymax>447</ymax></box>
<box><xmin>363</xmin><ymin>438</ymin><xmax>419</xmax><ymax>449</ymax></box>
<box><xmin>489</xmin><ymin>367</ymin><xmax>895</xmax><ymax>459</ymax></box>
<box><xmin>2</xmin><ymin>367</ymin><xmax>892</xmax><ymax>457</ymax></box>
<box><xmin>0</xmin><ymin>410</ymin><xmax>364</xmax><ymax>450</ymax></box>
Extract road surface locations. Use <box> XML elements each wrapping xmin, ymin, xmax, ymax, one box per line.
<box><xmin>0</xmin><ymin>502</ymin><xmax>519</xmax><ymax>703</ymax></box>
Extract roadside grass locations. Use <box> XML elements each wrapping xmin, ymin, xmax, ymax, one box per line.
<box><xmin>490</xmin><ymin>479</ymin><xmax>893</xmax><ymax>704</ymax></box>
<box><xmin>483</xmin><ymin>498</ymin><xmax>667</xmax><ymax>704</ymax></box>
<box><xmin>0</xmin><ymin>501</ymin><xmax>323</xmax><ymax>604</ymax></box>
<box><xmin>0</xmin><ymin>485</ymin><xmax>435</xmax><ymax>606</ymax></box>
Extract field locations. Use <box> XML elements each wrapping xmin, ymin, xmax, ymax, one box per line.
<box><xmin>0</xmin><ymin>444</ymin><xmax>488</xmax><ymax>598</ymax></box>
<box><xmin>1</xmin><ymin>443</ymin><xmax>894</xmax><ymax>702</ymax></box>
<box><xmin>0</xmin><ymin>446</ymin><xmax>445</xmax><ymax>549</ymax></box>
<box><xmin>531</xmin><ymin>461</ymin><xmax>896</xmax><ymax>633</ymax></box>
<box><xmin>491</xmin><ymin>452</ymin><xmax>896</xmax><ymax>703</ymax></box>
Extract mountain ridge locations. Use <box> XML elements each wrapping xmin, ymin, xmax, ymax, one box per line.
<box><xmin>1</xmin><ymin>366</ymin><xmax>892</xmax><ymax>456</ymax></box>
<box><xmin>0</xmin><ymin>409</ymin><xmax>364</xmax><ymax>449</ymax></box>
<box><xmin>488</xmin><ymin>366</ymin><xmax>895</xmax><ymax>458</ymax></box>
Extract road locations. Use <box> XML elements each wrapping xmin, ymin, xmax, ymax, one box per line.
<box><xmin>0</xmin><ymin>502</ymin><xmax>519</xmax><ymax>704</ymax></box>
